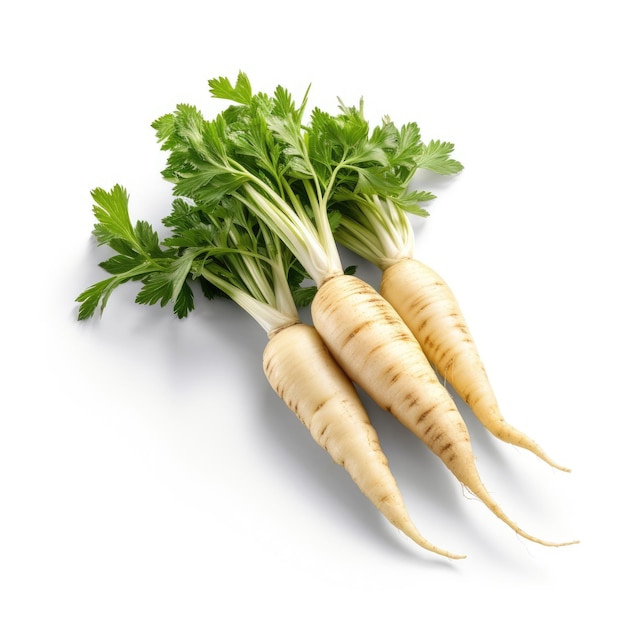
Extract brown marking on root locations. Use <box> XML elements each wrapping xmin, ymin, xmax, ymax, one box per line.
<box><xmin>409</xmin><ymin>297</ymin><xmax>435</xmax><ymax>319</ymax></box>
<box><xmin>377</xmin><ymin>493</ymin><xmax>392</xmax><ymax>506</ymax></box>
<box><xmin>398</xmin><ymin>331</ymin><xmax>417</xmax><ymax>344</ymax></box>
<box><xmin>421</xmin><ymin>333</ymin><xmax>435</xmax><ymax>350</ymax></box>
<box><xmin>424</xmin><ymin>423</ymin><xmax>435</xmax><ymax>437</ymax></box>
<box><xmin>439</xmin><ymin>441</ymin><xmax>453</xmax><ymax>456</ymax></box>
<box><xmin>416</xmin><ymin>314</ymin><xmax>434</xmax><ymax>333</ymax></box>
<box><xmin>340</xmin><ymin>320</ymin><xmax>374</xmax><ymax>348</ymax></box>
<box><xmin>366</xmin><ymin>340</ymin><xmax>394</xmax><ymax>361</ymax></box>
<box><xmin>431</xmin><ymin>430</ymin><xmax>444</xmax><ymax>445</ymax></box>
<box><xmin>263</xmin><ymin>360</ymin><xmax>276</xmax><ymax>379</ymax></box>
<box><xmin>416</xmin><ymin>404</ymin><xmax>436</xmax><ymax>425</ymax></box>
<box><xmin>437</xmin><ymin>346</ymin><xmax>455</xmax><ymax>370</ymax></box>
<box><xmin>464</xmin><ymin>390</ymin><xmax>475</xmax><ymax>405</ymax></box>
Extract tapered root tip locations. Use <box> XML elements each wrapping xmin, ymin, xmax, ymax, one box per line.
<box><xmin>470</xmin><ymin>483</ymin><xmax>579</xmax><ymax>548</ymax></box>
<box><xmin>522</xmin><ymin>441</ymin><xmax>572</xmax><ymax>473</ymax></box>
<box><xmin>400</xmin><ymin>523</ymin><xmax>466</xmax><ymax>560</ymax></box>
<box><xmin>494</xmin><ymin>509</ymin><xmax>579</xmax><ymax>548</ymax></box>
<box><xmin>412</xmin><ymin>537</ymin><xmax>467</xmax><ymax>561</ymax></box>
<box><xmin>493</xmin><ymin>422</ymin><xmax>572</xmax><ymax>473</ymax></box>
<box><xmin>540</xmin><ymin>454</ymin><xmax>572</xmax><ymax>474</ymax></box>
<box><xmin>519</xmin><ymin>535</ymin><xmax>580</xmax><ymax>548</ymax></box>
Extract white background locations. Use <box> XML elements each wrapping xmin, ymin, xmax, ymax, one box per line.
<box><xmin>2</xmin><ymin>1</ymin><xmax>624</xmax><ymax>623</ymax></box>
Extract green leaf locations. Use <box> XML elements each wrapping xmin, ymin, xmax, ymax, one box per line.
<box><xmin>370</xmin><ymin>118</ymin><xmax>401</xmax><ymax>154</ymax></box>
<box><xmin>199</xmin><ymin>275</ymin><xmax>224</xmax><ymax>301</ymax></box>
<box><xmin>352</xmin><ymin>167</ymin><xmax>399</xmax><ymax>196</ymax></box>
<box><xmin>416</xmin><ymin>140</ymin><xmax>464</xmax><ymax>175</ymax></box>
<box><xmin>135</xmin><ymin>220</ymin><xmax>164</xmax><ymax>257</ymax></box>
<box><xmin>208</xmin><ymin>71</ymin><xmax>253</xmax><ymax>105</ymax></box>
<box><xmin>152</xmin><ymin>113</ymin><xmax>177</xmax><ymax>149</ymax></box>
<box><xmin>99</xmin><ymin>254</ymin><xmax>144</xmax><ymax>275</ymax></box>
<box><xmin>91</xmin><ymin>227</ymin><xmax>134</xmax><ymax>254</ymax></box>
<box><xmin>76</xmin><ymin>276</ymin><xmax>127</xmax><ymax>320</ymax></box>
<box><xmin>91</xmin><ymin>185</ymin><xmax>135</xmax><ymax>243</ymax></box>
<box><xmin>178</xmin><ymin>172</ymin><xmax>249</xmax><ymax>207</ymax></box>
<box><xmin>135</xmin><ymin>272</ymin><xmax>174</xmax><ymax>308</ymax></box>
<box><xmin>173</xmin><ymin>281</ymin><xmax>195</xmax><ymax>318</ymax></box>
<box><xmin>389</xmin><ymin>121</ymin><xmax>424</xmax><ymax>176</ymax></box>
<box><xmin>391</xmin><ymin>189</ymin><xmax>435</xmax><ymax>216</ymax></box>
<box><xmin>169</xmin><ymin>252</ymin><xmax>196</xmax><ymax>304</ymax></box>
<box><xmin>291</xmin><ymin>284</ymin><xmax>317</xmax><ymax>308</ymax></box>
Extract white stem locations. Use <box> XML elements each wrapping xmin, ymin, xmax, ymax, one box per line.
<box><xmin>243</xmin><ymin>184</ymin><xmax>341</xmax><ymax>286</ymax></box>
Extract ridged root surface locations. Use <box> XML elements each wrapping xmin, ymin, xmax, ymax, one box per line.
<box><xmin>380</xmin><ymin>258</ymin><xmax>570</xmax><ymax>472</ymax></box>
<box><xmin>311</xmin><ymin>274</ymin><xmax>577</xmax><ymax>548</ymax></box>
<box><xmin>263</xmin><ymin>322</ymin><xmax>465</xmax><ymax>559</ymax></box>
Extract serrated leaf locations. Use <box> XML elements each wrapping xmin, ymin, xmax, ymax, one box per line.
<box><xmin>169</xmin><ymin>252</ymin><xmax>196</xmax><ymax>304</ymax></box>
<box><xmin>199</xmin><ymin>275</ymin><xmax>224</xmax><ymax>301</ymax></box>
<box><xmin>135</xmin><ymin>272</ymin><xmax>174</xmax><ymax>308</ymax></box>
<box><xmin>173</xmin><ymin>281</ymin><xmax>195</xmax><ymax>318</ymax></box>
<box><xmin>99</xmin><ymin>254</ymin><xmax>143</xmax><ymax>275</ymax></box>
<box><xmin>76</xmin><ymin>279</ymin><xmax>109</xmax><ymax>320</ymax></box>
<box><xmin>135</xmin><ymin>220</ymin><xmax>163</xmax><ymax>257</ymax></box>
<box><xmin>390</xmin><ymin>121</ymin><xmax>424</xmax><ymax>176</ymax></box>
<box><xmin>91</xmin><ymin>184</ymin><xmax>135</xmax><ymax>243</ymax></box>
<box><xmin>416</xmin><ymin>140</ymin><xmax>464</xmax><ymax>175</ymax></box>
<box><xmin>370</xmin><ymin>119</ymin><xmax>400</xmax><ymax>154</ymax></box>
<box><xmin>291</xmin><ymin>284</ymin><xmax>317</xmax><ymax>308</ymax></box>
<box><xmin>208</xmin><ymin>71</ymin><xmax>253</xmax><ymax>105</ymax></box>
<box><xmin>151</xmin><ymin>113</ymin><xmax>177</xmax><ymax>149</ymax></box>
<box><xmin>353</xmin><ymin>167</ymin><xmax>399</xmax><ymax>196</ymax></box>
<box><xmin>91</xmin><ymin>226</ymin><xmax>134</xmax><ymax>254</ymax></box>
<box><xmin>75</xmin><ymin>276</ymin><xmax>126</xmax><ymax>320</ymax></box>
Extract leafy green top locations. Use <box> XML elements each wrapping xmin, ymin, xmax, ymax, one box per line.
<box><xmin>76</xmin><ymin>185</ymin><xmax>195</xmax><ymax>320</ymax></box>
<box><xmin>77</xmin><ymin>71</ymin><xmax>462</xmax><ymax>326</ymax></box>
<box><xmin>76</xmin><ymin>184</ymin><xmax>309</xmax><ymax>334</ymax></box>
<box><xmin>151</xmin><ymin>71</ymin><xmax>418</xmax><ymax>287</ymax></box>
<box><xmin>303</xmin><ymin>99</ymin><xmax>464</xmax><ymax>269</ymax></box>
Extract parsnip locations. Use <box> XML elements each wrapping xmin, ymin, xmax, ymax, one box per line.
<box><xmin>145</xmin><ymin>71</ymin><xmax>577</xmax><ymax>552</ymax></box>
<box><xmin>380</xmin><ymin>257</ymin><xmax>570</xmax><ymax>472</ymax></box>
<box><xmin>264</xmin><ymin>322</ymin><xmax>465</xmax><ymax>559</ymax></box>
<box><xmin>321</xmin><ymin>104</ymin><xmax>571</xmax><ymax>472</ymax></box>
<box><xmin>77</xmin><ymin>186</ymin><xmax>460</xmax><ymax>558</ymax></box>
<box><xmin>312</xmin><ymin>273</ymin><xmax>577</xmax><ymax>547</ymax></box>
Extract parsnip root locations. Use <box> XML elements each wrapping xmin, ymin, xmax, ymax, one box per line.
<box><xmin>381</xmin><ymin>258</ymin><xmax>570</xmax><ymax>472</ymax></box>
<box><xmin>312</xmin><ymin>274</ymin><xmax>577</xmax><ymax>547</ymax></box>
<box><xmin>263</xmin><ymin>322</ymin><xmax>465</xmax><ymax>559</ymax></box>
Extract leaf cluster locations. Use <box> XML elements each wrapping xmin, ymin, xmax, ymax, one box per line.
<box><xmin>76</xmin><ymin>185</ymin><xmax>195</xmax><ymax>320</ymax></box>
<box><xmin>304</xmin><ymin>100</ymin><xmax>463</xmax><ymax>216</ymax></box>
<box><xmin>77</xmin><ymin>71</ymin><xmax>463</xmax><ymax>323</ymax></box>
<box><xmin>76</xmin><ymin>184</ymin><xmax>313</xmax><ymax>326</ymax></box>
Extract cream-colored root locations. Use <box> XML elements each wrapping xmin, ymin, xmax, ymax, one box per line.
<box><xmin>467</xmin><ymin>477</ymin><xmax>579</xmax><ymax>547</ymax></box>
<box><xmin>263</xmin><ymin>322</ymin><xmax>465</xmax><ymax>560</ymax></box>
<box><xmin>311</xmin><ymin>274</ymin><xmax>577</xmax><ymax>548</ymax></box>
<box><xmin>380</xmin><ymin>258</ymin><xmax>570</xmax><ymax>473</ymax></box>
